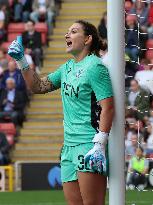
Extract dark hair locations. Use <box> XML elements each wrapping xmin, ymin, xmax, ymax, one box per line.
<box><xmin>99</xmin><ymin>11</ymin><xmax>107</xmax><ymax>26</ymax></box>
<box><xmin>75</xmin><ymin>20</ymin><xmax>104</xmax><ymax>56</ymax></box>
<box><xmin>27</xmin><ymin>20</ymin><xmax>35</xmax><ymax>25</ymax></box>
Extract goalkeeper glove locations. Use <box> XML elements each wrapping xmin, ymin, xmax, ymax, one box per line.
<box><xmin>8</xmin><ymin>36</ymin><xmax>29</xmax><ymax>71</ymax></box>
<box><xmin>84</xmin><ymin>131</ymin><xmax>108</xmax><ymax>173</ymax></box>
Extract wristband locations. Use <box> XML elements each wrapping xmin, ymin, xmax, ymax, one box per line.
<box><xmin>92</xmin><ymin>131</ymin><xmax>109</xmax><ymax>145</ymax></box>
<box><xmin>16</xmin><ymin>56</ymin><xmax>29</xmax><ymax>71</ymax></box>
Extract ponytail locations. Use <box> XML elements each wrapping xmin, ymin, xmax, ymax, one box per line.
<box><xmin>75</xmin><ymin>20</ymin><xmax>104</xmax><ymax>56</ymax></box>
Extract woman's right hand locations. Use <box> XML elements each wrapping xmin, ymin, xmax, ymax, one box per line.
<box><xmin>8</xmin><ymin>36</ymin><xmax>29</xmax><ymax>71</ymax></box>
<box><xmin>8</xmin><ymin>36</ymin><xmax>24</xmax><ymax>61</ymax></box>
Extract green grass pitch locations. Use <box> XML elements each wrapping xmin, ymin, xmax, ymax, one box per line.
<box><xmin>0</xmin><ymin>190</ymin><xmax>152</xmax><ymax>205</ymax></box>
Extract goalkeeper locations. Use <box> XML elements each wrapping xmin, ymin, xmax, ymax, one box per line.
<box><xmin>8</xmin><ymin>20</ymin><xmax>114</xmax><ymax>205</ymax></box>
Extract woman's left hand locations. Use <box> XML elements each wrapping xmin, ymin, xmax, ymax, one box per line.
<box><xmin>84</xmin><ymin>142</ymin><xmax>106</xmax><ymax>173</ymax></box>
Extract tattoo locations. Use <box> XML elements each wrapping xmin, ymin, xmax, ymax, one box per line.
<box><xmin>32</xmin><ymin>72</ymin><xmax>56</xmax><ymax>94</ymax></box>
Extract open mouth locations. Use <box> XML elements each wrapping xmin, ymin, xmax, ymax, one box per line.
<box><xmin>66</xmin><ymin>41</ymin><xmax>72</xmax><ymax>47</ymax></box>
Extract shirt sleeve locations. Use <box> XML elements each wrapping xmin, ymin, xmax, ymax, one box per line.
<box><xmin>87</xmin><ymin>63</ymin><xmax>113</xmax><ymax>101</ymax></box>
<box><xmin>47</xmin><ymin>65</ymin><xmax>63</xmax><ymax>89</ymax></box>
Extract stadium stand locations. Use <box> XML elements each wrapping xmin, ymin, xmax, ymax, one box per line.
<box><xmin>96</xmin><ymin>0</ymin><xmax>153</xmax><ymax>189</ymax></box>
<box><xmin>123</xmin><ymin>0</ymin><xmax>153</xmax><ymax>159</ymax></box>
<box><xmin>0</xmin><ymin>0</ymin><xmax>152</xmax><ymax>191</ymax></box>
<box><xmin>0</xmin><ymin>0</ymin><xmax>58</xmax><ymax>165</ymax></box>
<box><xmin>124</xmin><ymin>0</ymin><xmax>153</xmax><ymax>189</ymax></box>
<box><xmin>9</xmin><ymin>0</ymin><xmax>106</xmax><ymax>162</ymax></box>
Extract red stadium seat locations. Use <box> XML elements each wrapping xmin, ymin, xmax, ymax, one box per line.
<box><xmin>7</xmin><ymin>22</ymin><xmax>47</xmax><ymax>45</ymax></box>
<box><xmin>145</xmin><ymin>50</ymin><xmax>153</xmax><ymax>59</ymax></box>
<box><xmin>146</xmin><ymin>39</ymin><xmax>153</xmax><ymax>49</ymax></box>
<box><xmin>8</xmin><ymin>33</ymin><xmax>22</xmax><ymax>42</ymax></box>
<box><xmin>6</xmin><ymin>22</ymin><xmax>47</xmax><ymax>48</ymax></box>
<box><xmin>0</xmin><ymin>123</ymin><xmax>16</xmax><ymax>145</ymax></box>
<box><xmin>35</xmin><ymin>23</ymin><xmax>48</xmax><ymax>45</ymax></box>
<box><xmin>150</xmin><ymin>58</ymin><xmax>153</xmax><ymax>64</ymax></box>
<box><xmin>41</xmin><ymin>33</ymin><xmax>47</xmax><ymax>44</ymax></box>
<box><xmin>8</xmin><ymin>23</ymin><xmax>25</xmax><ymax>33</ymax></box>
<box><xmin>149</xmin><ymin>153</ymin><xmax>153</xmax><ymax>158</ymax></box>
<box><xmin>35</xmin><ymin>22</ymin><xmax>48</xmax><ymax>32</ymax></box>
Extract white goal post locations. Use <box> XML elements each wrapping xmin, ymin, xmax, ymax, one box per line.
<box><xmin>107</xmin><ymin>0</ymin><xmax>125</xmax><ymax>205</ymax></box>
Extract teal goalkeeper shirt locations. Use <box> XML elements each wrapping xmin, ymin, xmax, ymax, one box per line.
<box><xmin>47</xmin><ymin>54</ymin><xmax>113</xmax><ymax>146</ymax></box>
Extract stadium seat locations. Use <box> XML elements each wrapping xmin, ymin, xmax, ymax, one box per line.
<box><xmin>145</xmin><ymin>50</ymin><xmax>153</xmax><ymax>59</ymax></box>
<box><xmin>148</xmin><ymin>153</ymin><xmax>153</xmax><ymax>159</ymax></box>
<box><xmin>41</xmin><ymin>33</ymin><xmax>47</xmax><ymax>45</ymax></box>
<box><xmin>8</xmin><ymin>33</ymin><xmax>22</xmax><ymax>42</ymax></box>
<box><xmin>126</xmin><ymin>14</ymin><xmax>137</xmax><ymax>22</ymax></box>
<box><xmin>7</xmin><ymin>22</ymin><xmax>47</xmax><ymax>45</ymax></box>
<box><xmin>35</xmin><ymin>23</ymin><xmax>48</xmax><ymax>45</ymax></box>
<box><xmin>0</xmin><ymin>123</ymin><xmax>16</xmax><ymax>145</ymax></box>
<box><xmin>150</xmin><ymin>58</ymin><xmax>153</xmax><ymax>64</ymax></box>
<box><xmin>146</xmin><ymin>39</ymin><xmax>153</xmax><ymax>49</ymax></box>
<box><xmin>8</xmin><ymin>23</ymin><xmax>25</xmax><ymax>33</ymax></box>
<box><xmin>35</xmin><ymin>23</ymin><xmax>48</xmax><ymax>33</ymax></box>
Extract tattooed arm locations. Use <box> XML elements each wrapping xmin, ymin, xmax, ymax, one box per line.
<box><xmin>21</xmin><ymin>69</ymin><xmax>56</xmax><ymax>94</ymax></box>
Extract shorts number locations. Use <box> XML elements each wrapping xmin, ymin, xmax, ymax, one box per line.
<box><xmin>78</xmin><ymin>155</ymin><xmax>90</xmax><ymax>171</ymax></box>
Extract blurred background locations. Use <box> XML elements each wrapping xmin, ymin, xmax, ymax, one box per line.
<box><xmin>0</xmin><ymin>0</ymin><xmax>153</xmax><ymax>204</ymax></box>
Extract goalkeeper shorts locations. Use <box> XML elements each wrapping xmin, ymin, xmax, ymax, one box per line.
<box><xmin>60</xmin><ymin>142</ymin><xmax>109</xmax><ymax>183</ymax></box>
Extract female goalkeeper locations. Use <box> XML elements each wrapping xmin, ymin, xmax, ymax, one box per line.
<box><xmin>8</xmin><ymin>20</ymin><xmax>114</xmax><ymax>205</ymax></box>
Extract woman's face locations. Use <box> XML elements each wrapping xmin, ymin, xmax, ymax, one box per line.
<box><xmin>65</xmin><ymin>23</ymin><xmax>89</xmax><ymax>55</ymax></box>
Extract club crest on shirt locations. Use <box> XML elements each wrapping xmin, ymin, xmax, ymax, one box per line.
<box><xmin>67</xmin><ymin>67</ymin><xmax>71</xmax><ymax>74</ymax></box>
<box><xmin>76</xmin><ymin>69</ymin><xmax>83</xmax><ymax>78</ymax></box>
